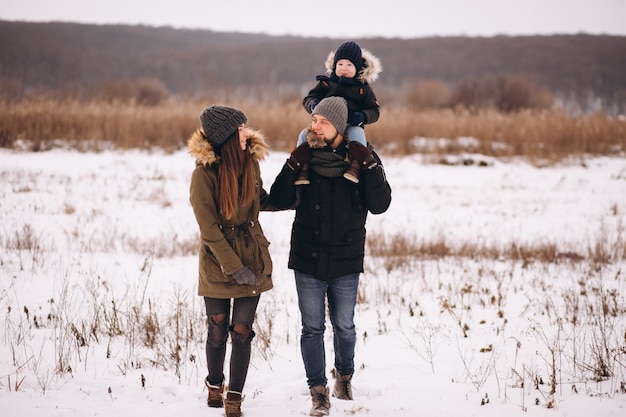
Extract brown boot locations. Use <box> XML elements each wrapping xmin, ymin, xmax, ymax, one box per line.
<box><xmin>309</xmin><ymin>385</ymin><xmax>330</xmax><ymax>416</ymax></box>
<box><xmin>331</xmin><ymin>368</ymin><xmax>353</xmax><ymax>400</ymax></box>
<box><xmin>295</xmin><ymin>162</ymin><xmax>310</xmax><ymax>185</ymax></box>
<box><xmin>224</xmin><ymin>391</ymin><xmax>244</xmax><ymax>417</ymax></box>
<box><xmin>205</xmin><ymin>379</ymin><xmax>224</xmax><ymax>408</ymax></box>
<box><xmin>344</xmin><ymin>142</ymin><xmax>378</xmax><ymax>183</ymax></box>
<box><xmin>343</xmin><ymin>159</ymin><xmax>361</xmax><ymax>183</ymax></box>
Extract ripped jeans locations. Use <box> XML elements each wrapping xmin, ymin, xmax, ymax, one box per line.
<box><xmin>204</xmin><ymin>295</ymin><xmax>259</xmax><ymax>393</ymax></box>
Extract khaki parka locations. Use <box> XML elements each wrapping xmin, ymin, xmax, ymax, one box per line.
<box><xmin>188</xmin><ymin>129</ymin><xmax>274</xmax><ymax>299</ymax></box>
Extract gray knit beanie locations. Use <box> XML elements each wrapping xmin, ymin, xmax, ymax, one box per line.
<box><xmin>199</xmin><ymin>105</ymin><xmax>247</xmax><ymax>148</ymax></box>
<box><xmin>312</xmin><ymin>97</ymin><xmax>348</xmax><ymax>134</ymax></box>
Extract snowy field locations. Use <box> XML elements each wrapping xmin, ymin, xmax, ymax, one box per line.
<box><xmin>1</xmin><ymin>146</ymin><xmax>625</xmax><ymax>416</ymax></box>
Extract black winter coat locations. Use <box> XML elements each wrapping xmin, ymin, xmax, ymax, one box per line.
<box><xmin>303</xmin><ymin>74</ymin><xmax>380</xmax><ymax>125</ymax></box>
<box><xmin>270</xmin><ymin>142</ymin><xmax>391</xmax><ymax>281</ymax></box>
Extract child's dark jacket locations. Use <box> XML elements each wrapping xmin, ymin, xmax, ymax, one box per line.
<box><xmin>303</xmin><ymin>47</ymin><xmax>382</xmax><ymax>126</ymax></box>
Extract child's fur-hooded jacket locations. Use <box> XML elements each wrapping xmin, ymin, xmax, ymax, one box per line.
<box><xmin>188</xmin><ymin>128</ymin><xmax>274</xmax><ymax>299</ymax></box>
<box><xmin>302</xmin><ymin>46</ymin><xmax>382</xmax><ymax>126</ymax></box>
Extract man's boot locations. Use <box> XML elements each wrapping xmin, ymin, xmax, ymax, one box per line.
<box><xmin>331</xmin><ymin>368</ymin><xmax>353</xmax><ymax>400</ymax></box>
<box><xmin>309</xmin><ymin>385</ymin><xmax>330</xmax><ymax>416</ymax></box>
<box><xmin>224</xmin><ymin>391</ymin><xmax>244</xmax><ymax>417</ymax></box>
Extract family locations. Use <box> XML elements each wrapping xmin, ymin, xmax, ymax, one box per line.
<box><xmin>187</xmin><ymin>40</ymin><xmax>392</xmax><ymax>417</ymax></box>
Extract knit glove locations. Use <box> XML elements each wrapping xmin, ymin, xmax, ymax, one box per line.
<box><xmin>348</xmin><ymin>111</ymin><xmax>366</xmax><ymax>127</ymax></box>
<box><xmin>286</xmin><ymin>142</ymin><xmax>312</xmax><ymax>171</ymax></box>
<box><xmin>309</xmin><ymin>99</ymin><xmax>319</xmax><ymax>112</ymax></box>
<box><xmin>232</xmin><ymin>266</ymin><xmax>259</xmax><ymax>286</ymax></box>
<box><xmin>347</xmin><ymin>142</ymin><xmax>378</xmax><ymax>170</ymax></box>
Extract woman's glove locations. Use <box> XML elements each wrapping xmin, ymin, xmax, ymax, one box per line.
<box><xmin>232</xmin><ymin>266</ymin><xmax>259</xmax><ymax>286</ymax></box>
<box><xmin>287</xmin><ymin>143</ymin><xmax>312</xmax><ymax>171</ymax></box>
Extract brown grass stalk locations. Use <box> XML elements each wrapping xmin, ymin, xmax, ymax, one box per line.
<box><xmin>1</xmin><ymin>97</ymin><xmax>624</xmax><ymax>165</ymax></box>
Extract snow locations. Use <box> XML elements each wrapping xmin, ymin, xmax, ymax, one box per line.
<box><xmin>1</xmin><ymin>147</ymin><xmax>625</xmax><ymax>416</ymax></box>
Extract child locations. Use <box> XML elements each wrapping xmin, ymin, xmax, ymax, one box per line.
<box><xmin>295</xmin><ymin>40</ymin><xmax>382</xmax><ymax>184</ymax></box>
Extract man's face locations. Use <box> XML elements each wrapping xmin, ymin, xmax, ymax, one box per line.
<box><xmin>311</xmin><ymin>115</ymin><xmax>337</xmax><ymax>142</ymax></box>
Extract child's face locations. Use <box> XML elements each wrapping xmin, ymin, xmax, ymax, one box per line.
<box><xmin>334</xmin><ymin>59</ymin><xmax>357</xmax><ymax>78</ymax></box>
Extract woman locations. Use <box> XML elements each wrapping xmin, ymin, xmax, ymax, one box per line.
<box><xmin>188</xmin><ymin>105</ymin><xmax>274</xmax><ymax>417</ymax></box>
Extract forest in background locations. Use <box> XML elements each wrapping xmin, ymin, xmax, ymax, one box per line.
<box><xmin>1</xmin><ymin>21</ymin><xmax>625</xmax><ymax>160</ymax></box>
<box><xmin>1</xmin><ymin>20</ymin><xmax>626</xmax><ymax>112</ymax></box>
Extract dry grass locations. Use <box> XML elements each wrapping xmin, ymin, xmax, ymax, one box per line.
<box><xmin>1</xmin><ymin>96</ymin><xmax>625</xmax><ymax>164</ymax></box>
<box><xmin>366</xmin><ymin>227</ymin><xmax>626</xmax><ymax>271</ymax></box>
<box><xmin>0</xmin><ymin>97</ymin><xmax>200</xmax><ymax>152</ymax></box>
<box><xmin>2</xmin><ymin>152</ymin><xmax>624</xmax><ymax>405</ymax></box>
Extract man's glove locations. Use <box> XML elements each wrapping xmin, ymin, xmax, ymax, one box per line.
<box><xmin>347</xmin><ymin>142</ymin><xmax>377</xmax><ymax>170</ymax></box>
<box><xmin>309</xmin><ymin>99</ymin><xmax>319</xmax><ymax>112</ymax></box>
<box><xmin>232</xmin><ymin>266</ymin><xmax>259</xmax><ymax>286</ymax></box>
<box><xmin>348</xmin><ymin>112</ymin><xmax>366</xmax><ymax>127</ymax></box>
<box><xmin>287</xmin><ymin>143</ymin><xmax>312</xmax><ymax>171</ymax></box>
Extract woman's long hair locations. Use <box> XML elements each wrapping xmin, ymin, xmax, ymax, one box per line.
<box><xmin>217</xmin><ymin>130</ymin><xmax>256</xmax><ymax>220</ymax></box>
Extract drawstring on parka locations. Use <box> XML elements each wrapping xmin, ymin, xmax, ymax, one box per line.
<box><xmin>219</xmin><ymin>221</ymin><xmax>255</xmax><ymax>247</ymax></box>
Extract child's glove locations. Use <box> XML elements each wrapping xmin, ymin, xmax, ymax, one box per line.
<box><xmin>348</xmin><ymin>112</ymin><xmax>366</xmax><ymax>126</ymax></box>
<box><xmin>232</xmin><ymin>266</ymin><xmax>259</xmax><ymax>286</ymax></box>
<box><xmin>309</xmin><ymin>99</ymin><xmax>320</xmax><ymax>112</ymax></box>
<box><xmin>287</xmin><ymin>143</ymin><xmax>312</xmax><ymax>171</ymax></box>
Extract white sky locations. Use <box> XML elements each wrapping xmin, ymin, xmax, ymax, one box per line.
<box><xmin>1</xmin><ymin>0</ymin><xmax>625</xmax><ymax>38</ymax></box>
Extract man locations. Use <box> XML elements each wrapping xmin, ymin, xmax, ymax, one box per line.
<box><xmin>270</xmin><ymin>96</ymin><xmax>392</xmax><ymax>416</ymax></box>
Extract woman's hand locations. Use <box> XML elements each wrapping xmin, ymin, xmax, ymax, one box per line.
<box><xmin>232</xmin><ymin>266</ymin><xmax>259</xmax><ymax>286</ymax></box>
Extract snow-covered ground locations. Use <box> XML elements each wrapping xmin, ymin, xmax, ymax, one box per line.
<box><xmin>1</xmin><ymin>146</ymin><xmax>625</xmax><ymax>416</ymax></box>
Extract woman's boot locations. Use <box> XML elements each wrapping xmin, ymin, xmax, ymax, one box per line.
<box><xmin>224</xmin><ymin>390</ymin><xmax>244</xmax><ymax>417</ymax></box>
<box><xmin>205</xmin><ymin>378</ymin><xmax>224</xmax><ymax>407</ymax></box>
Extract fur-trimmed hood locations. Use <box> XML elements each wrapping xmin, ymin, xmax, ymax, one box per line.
<box><xmin>325</xmin><ymin>47</ymin><xmax>382</xmax><ymax>84</ymax></box>
<box><xmin>187</xmin><ymin>128</ymin><xmax>269</xmax><ymax>166</ymax></box>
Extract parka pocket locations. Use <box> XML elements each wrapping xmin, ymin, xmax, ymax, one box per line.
<box><xmin>202</xmin><ymin>245</ymin><xmax>230</xmax><ymax>282</ymax></box>
<box><xmin>255</xmin><ymin>234</ymin><xmax>272</xmax><ymax>276</ymax></box>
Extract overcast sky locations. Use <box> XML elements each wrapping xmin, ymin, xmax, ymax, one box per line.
<box><xmin>2</xmin><ymin>0</ymin><xmax>625</xmax><ymax>38</ymax></box>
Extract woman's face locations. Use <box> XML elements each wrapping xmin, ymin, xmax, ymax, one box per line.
<box><xmin>237</xmin><ymin>124</ymin><xmax>249</xmax><ymax>151</ymax></box>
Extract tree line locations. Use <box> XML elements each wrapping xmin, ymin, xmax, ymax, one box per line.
<box><xmin>1</xmin><ymin>21</ymin><xmax>625</xmax><ymax>113</ymax></box>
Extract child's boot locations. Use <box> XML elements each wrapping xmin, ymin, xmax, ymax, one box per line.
<box><xmin>295</xmin><ymin>162</ymin><xmax>310</xmax><ymax>185</ymax></box>
<box><xmin>288</xmin><ymin>142</ymin><xmax>312</xmax><ymax>185</ymax></box>
<box><xmin>344</xmin><ymin>142</ymin><xmax>377</xmax><ymax>183</ymax></box>
<box><xmin>343</xmin><ymin>159</ymin><xmax>361</xmax><ymax>183</ymax></box>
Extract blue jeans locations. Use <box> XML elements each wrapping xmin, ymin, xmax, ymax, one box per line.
<box><xmin>204</xmin><ymin>296</ymin><xmax>259</xmax><ymax>393</ymax></box>
<box><xmin>297</xmin><ymin>126</ymin><xmax>366</xmax><ymax>146</ymax></box>
<box><xmin>295</xmin><ymin>271</ymin><xmax>359</xmax><ymax>388</ymax></box>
